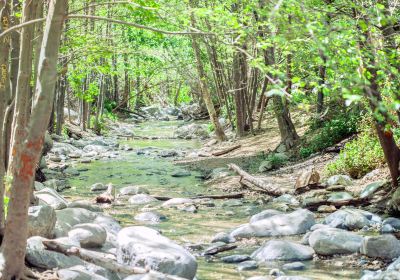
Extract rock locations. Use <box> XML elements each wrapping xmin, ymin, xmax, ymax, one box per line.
<box><xmin>230</xmin><ymin>209</ymin><xmax>315</xmax><ymax>239</ymax></box>
<box><xmin>282</xmin><ymin>262</ymin><xmax>306</xmax><ymax>271</ymax></box>
<box><xmin>52</xmin><ymin>142</ymin><xmax>80</xmax><ymax>156</ymax></box>
<box><xmin>174</xmin><ymin>123</ymin><xmax>209</xmax><ymax>139</ymax></box>
<box><xmin>273</xmin><ymin>194</ymin><xmax>300</xmax><ymax>206</ymax></box>
<box><xmin>83</xmin><ymin>145</ymin><xmax>109</xmax><ymax>154</ymax></box>
<box><xmin>134</xmin><ymin>212</ymin><xmax>167</xmax><ymax>224</ymax></box>
<box><xmin>211</xmin><ymin>232</ymin><xmax>235</xmax><ymax>243</ymax></box>
<box><xmin>301</xmin><ymin>232</ymin><xmax>312</xmax><ymax>245</ymax></box>
<box><xmin>326</xmin><ymin>175</ymin><xmax>353</xmax><ymax>186</ymax></box>
<box><xmin>250</xmin><ymin>209</ymin><xmax>282</xmax><ymax>223</ymax></box>
<box><xmin>381</xmin><ymin>224</ymin><xmax>395</xmax><ymax>234</ymax></box>
<box><xmin>36</xmin><ymin>187</ymin><xmax>68</xmax><ymax>210</ymax></box>
<box><xmin>308</xmin><ymin>228</ymin><xmax>363</xmax><ymax>255</ymax></box>
<box><xmin>162</xmin><ymin>198</ymin><xmax>194</xmax><ymax>207</ymax></box>
<box><xmin>26</xmin><ymin>236</ymin><xmax>83</xmax><ymax>269</ymax></box>
<box><xmin>317</xmin><ymin>205</ymin><xmax>337</xmax><ymax>213</ymax></box>
<box><xmin>68</xmin><ymin>223</ymin><xmax>107</xmax><ymax>248</ymax></box>
<box><xmin>221</xmin><ymin>199</ymin><xmax>243</xmax><ymax>207</ymax></box>
<box><xmin>360</xmin><ymin>235</ymin><xmax>400</xmax><ymax>259</ymax></box>
<box><xmin>171</xmin><ymin>170</ymin><xmax>191</xmax><ymax>177</ymax></box>
<box><xmin>360</xmin><ymin>181</ymin><xmax>386</xmax><ymax>199</ymax></box>
<box><xmin>177</xmin><ymin>204</ymin><xmax>197</xmax><ymax>213</ymax></box>
<box><xmin>382</xmin><ymin>218</ymin><xmax>400</xmax><ymax>231</ymax></box>
<box><xmin>58</xmin><ymin>266</ymin><xmax>108</xmax><ymax>280</ymax></box>
<box><xmin>160</xmin><ymin>150</ymin><xmax>178</xmax><ymax>158</ymax></box>
<box><xmin>325</xmin><ymin>208</ymin><xmax>381</xmax><ymax>230</ymax></box>
<box><xmin>252</xmin><ymin>240</ymin><xmax>314</xmax><ymax>261</ymax></box>
<box><xmin>68</xmin><ymin>200</ymin><xmax>103</xmax><ymax>212</ymax></box>
<box><xmin>28</xmin><ymin>205</ymin><xmax>56</xmax><ymax>238</ymax></box>
<box><xmin>55</xmin><ymin>208</ymin><xmax>121</xmax><ymax>237</ymax></box>
<box><xmin>327</xmin><ymin>192</ymin><xmax>353</xmax><ymax>202</ymax></box>
<box><xmin>34</xmin><ymin>181</ymin><xmax>45</xmax><ymax>191</ymax></box>
<box><xmin>117</xmin><ymin>226</ymin><xmax>197</xmax><ymax>279</ymax></box>
<box><xmin>237</xmin><ymin>261</ymin><xmax>258</xmax><ymax>271</ymax></box>
<box><xmin>246</xmin><ymin>277</ymin><xmax>271</xmax><ymax>280</ymax></box>
<box><xmin>91</xmin><ymin>183</ymin><xmax>108</xmax><ymax>192</ymax></box>
<box><xmin>119</xmin><ymin>186</ymin><xmax>150</xmax><ymax>196</ymax></box>
<box><xmin>128</xmin><ymin>194</ymin><xmax>158</xmax><ymax>205</ymax></box>
<box><xmin>43</xmin><ymin>179</ymin><xmax>70</xmax><ymax>192</ymax></box>
<box><xmin>221</xmin><ymin>255</ymin><xmax>251</xmax><ymax>263</ymax></box>
<box><xmin>269</xmin><ymin>269</ymin><xmax>285</xmax><ymax>277</ymax></box>
<box><xmin>295</xmin><ymin>168</ymin><xmax>320</xmax><ymax>190</ymax></box>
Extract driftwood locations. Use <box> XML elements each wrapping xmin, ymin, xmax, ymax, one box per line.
<box><xmin>43</xmin><ymin>240</ymin><xmax>187</xmax><ymax>280</ymax></box>
<box><xmin>228</xmin><ymin>164</ymin><xmax>285</xmax><ymax>196</ymax></box>
<box><xmin>202</xmin><ymin>243</ymin><xmax>237</xmax><ymax>256</ymax></box>
<box><xmin>153</xmin><ymin>193</ymin><xmax>245</xmax><ymax>201</ymax></box>
<box><xmin>95</xmin><ymin>184</ymin><xmax>115</xmax><ymax>204</ymax></box>
<box><xmin>212</xmin><ymin>145</ymin><xmax>241</xmax><ymax>156</ymax></box>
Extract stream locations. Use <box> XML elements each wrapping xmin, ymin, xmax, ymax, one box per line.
<box><xmin>63</xmin><ymin>120</ymin><xmax>361</xmax><ymax>280</ymax></box>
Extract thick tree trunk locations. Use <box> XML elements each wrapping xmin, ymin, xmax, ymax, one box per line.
<box><xmin>2</xmin><ymin>1</ymin><xmax>67</xmax><ymax>278</ymax></box>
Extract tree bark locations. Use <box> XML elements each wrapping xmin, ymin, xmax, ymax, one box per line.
<box><xmin>2</xmin><ymin>0</ymin><xmax>67</xmax><ymax>277</ymax></box>
<box><xmin>189</xmin><ymin>0</ymin><xmax>226</xmax><ymax>142</ymax></box>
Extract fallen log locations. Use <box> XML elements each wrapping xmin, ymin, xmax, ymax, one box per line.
<box><xmin>95</xmin><ymin>183</ymin><xmax>115</xmax><ymax>204</ymax></box>
<box><xmin>43</xmin><ymin>240</ymin><xmax>187</xmax><ymax>280</ymax></box>
<box><xmin>228</xmin><ymin>164</ymin><xmax>285</xmax><ymax>196</ymax></box>
<box><xmin>212</xmin><ymin>145</ymin><xmax>241</xmax><ymax>156</ymax></box>
<box><xmin>202</xmin><ymin>243</ymin><xmax>237</xmax><ymax>256</ymax></box>
<box><xmin>153</xmin><ymin>193</ymin><xmax>245</xmax><ymax>201</ymax></box>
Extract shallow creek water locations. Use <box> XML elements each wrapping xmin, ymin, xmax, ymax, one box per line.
<box><xmin>65</xmin><ymin>120</ymin><xmax>361</xmax><ymax>280</ymax></box>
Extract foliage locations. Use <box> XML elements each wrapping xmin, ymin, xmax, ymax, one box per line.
<box><xmin>299</xmin><ymin>110</ymin><xmax>360</xmax><ymax>158</ymax></box>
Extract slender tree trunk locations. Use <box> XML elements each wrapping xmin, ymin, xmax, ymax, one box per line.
<box><xmin>0</xmin><ymin>0</ymin><xmax>11</xmax><ymax>235</ymax></box>
<box><xmin>2</xmin><ymin>1</ymin><xmax>67</xmax><ymax>278</ymax></box>
<box><xmin>8</xmin><ymin>0</ymin><xmax>39</xmax><ymax>174</ymax></box>
<box><xmin>189</xmin><ymin>0</ymin><xmax>226</xmax><ymax>141</ymax></box>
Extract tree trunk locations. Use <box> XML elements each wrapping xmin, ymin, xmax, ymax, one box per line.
<box><xmin>2</xmin><ymin>0</ymin><xmax>67</xmax><ymax>278</ymax></box>
<box><xmin>0</xmin><ymin>0</ymin><xmax>11</xmax><ymax>234</ymax></box>
<box><xmin>189</xmin><ymin>0</ymin><xmax>226</xmax><ymax>141</ymax></box>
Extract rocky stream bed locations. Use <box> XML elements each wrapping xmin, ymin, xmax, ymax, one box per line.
<box><xmin>23</xmin><ymin>117</ymin><xmax>400</xmax><ymax>280</ymax></box>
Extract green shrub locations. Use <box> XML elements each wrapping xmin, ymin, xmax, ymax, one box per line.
<box><xmin>325</xmin><ymin>117</ymin><xmax>387</xmax><ymax>178</ymax></box>
<box><xmin>299</xmin><ymin>111</ymin><xmax>360</xmax><ymax>158</ymax></box>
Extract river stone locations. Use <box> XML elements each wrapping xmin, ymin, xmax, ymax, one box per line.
<box><xmin>250</xmin><ymin>209</ymin><xmax>282</xmax><ymax>223</ymax></box>
<box><xmin>295</xmin><ymin>169</ymin><xmax>320</xmax><ymax>190</ymax></box>
<box><xmin>91</xmin><ymin>183</ymin><xmax>108</xmax><ymax>192</ymax></box>
<box><xmin>309</xmin><ymin>228</ymin><xmax>363</xmax><ymax>255</ymax></box>
<box><xmin>162</xmin><ymin>198</ymin><xmax>194</xmax><ymax>207</ymax></box>
<box><xmin>360</xmin><ymin>235</ymin><xmax>400</xmax><ymax>259</ymax></box>
<box><xmin>129</xmin><ymin>194</ymin><xmax>158</xmax><ymax>205</ymax></box>
<box><xmin>252</xmin><ymin>240</ymin><xmax>314</xmax><ymax>261</ymax></box>
<box><xmin>230</xmin><ymin>209</ymin><xmax>315</xmax><ymax>239</ymax></box>
<box><xmin>134</xmin><ymin>212</ymin><xmax>167</xmax><ymax>224</ymax></box>
<box><xmin>58</xmin><ymin>266</ymin><xmax>108</xmax><ymax>280</ymax></box>
<box><xmin>273</xmin><ymin>194</ymin><xmax>300</xmax><ymax>206</ymax></box>
<box><xmin>26</xmin><ymin>236</ymin><xmax>83</xmax><ymax>269</ymax></box>
<box><xmin>270</xmin><ymin>269</ymin><xmax>285</xmax><ymax>277</ymax></box>
<box><xmin>119</xmin><ymin>185</ymin><xmax>150</xmax><ymax>196</ymax></box>
<box><xmin>35</xmin><ymin>181</ymin><xmax>45</xmax><ymax>191</ymax></box>
<box><xmin>52</xmin><ymin>142</ymin><xmax>80</xmax><ymax>156</ymax></box>
<box><xmin>237</xmin><ymin>261</ymin><xmax>258</xmax><ymax>271</ymax></box>
<box><xmin>317</xmin><ymin>205</ymin><xmax>337</xmax><ymax>213</ymax></box>
<box><xmin>282</xmin><ymin>262</ymin><xmax>306</xmax><ymax>271</ymax></box>
<box><xmin>246</xmin><ymin>277</ymin><xmax>271</xmax><ymax>280</ymax></box>
<box><xmin>327</xmin><ymin>192</ymin><xmax>353</xmax><ymax>203</ymax></box>
<box><xmin>325</xmin><ymin>208</ymin><xmax>381</xmax><ymax>230</ymax></box>
<box><xmin>68</xmin><ymin>223</ymin><xmax>107</xmax><ymax>248</ymax></box>
<box><xmin>326</xmin><ymin>175</ymin><xmax>353</xmax><ymax>186</ymax></box>
<box><xmin>43</xmin><ymin>179</ymin><xmax>70</xmax><ymax>192</ymax></box>
<box><xmin>28</xmin><ymin>205</ymin><xmax>56</xmax><ymax>238</ymax></box>
<box><xmin>221</xmin><ymin>255</ymin><xmax>251</xmax><ymax>263</ymax></box>
<box><xmin>222</xmin><ymin>199</ymin><xmax>243</xmax><ymax>207</ymax></box>
<box><xmin>276</xmin><ymin>277</ymin><xmax>312</xmax><ymax>280</ymax></box>
<box><xmin>36</xmin><ymin>187</ymin><xmax>68</xmax><ymax>210</ymax></box>
<box><xmin>55</xmin><ymin>208</ymin><xmax>121</xmax><ymax>237</ymax></box>
<box><xmin>360</xmin><ymin>181</ymin><xmax>386</xmax><ymax>199</ymax></box>
<box><xmin>211</xmin><ymin>232</ymin><xmax>235</xmax><ymax>243</ymax></box>
<box><xmin>382</xmin><ymin>218</ymin><xmax>400</xmax><ymax>231</ymax></box>
<box><xmin>68</xmin><ymin>200</ymin><xmax>103</xmax><ymax>212</ymax></box>
<box><xmin>117</xmin><ymin>226</ymin><xmax>197</xmax><ymax>279</ymax></box>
